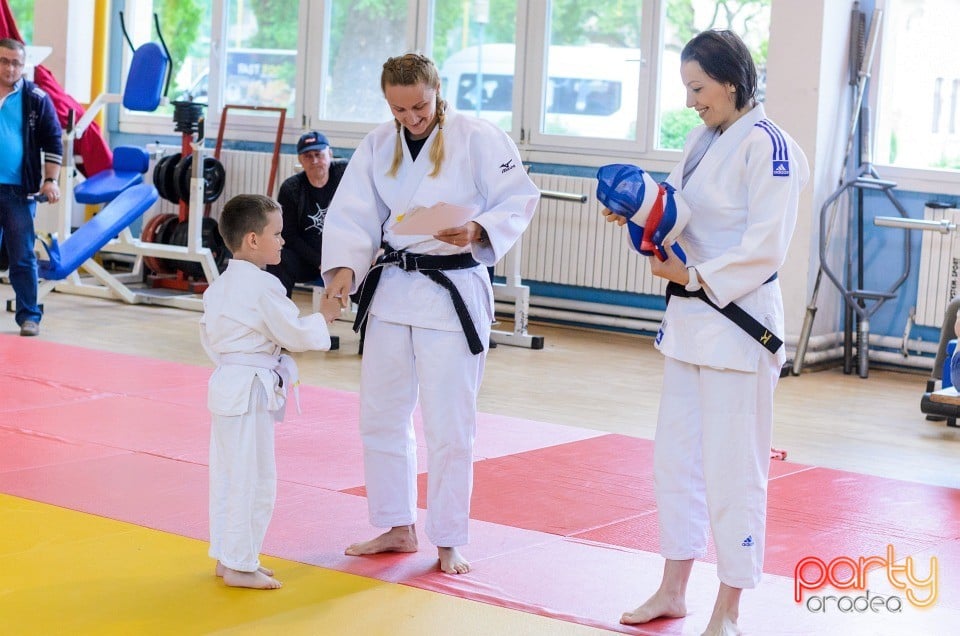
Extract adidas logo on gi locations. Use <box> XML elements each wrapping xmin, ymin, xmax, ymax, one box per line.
<box><xmin>772</xmin><ymin>161</ymin><xmax>790</xmax><ymax>177</ymax></box>
<box><xmin>741</xmin><ymin>535</ymin><xmax>754</xmax><ymax>547</ymax></box>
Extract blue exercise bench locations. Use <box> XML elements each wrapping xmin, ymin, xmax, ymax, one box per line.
<box><xmin>38</xmin><ymin>183</ymin><xmax>159</xmax><ymax>281</ymax></box>
<box><xmin>73</xmin><ymin>146</ymin><xmax>151</xmax><ymax>205</ymax></box>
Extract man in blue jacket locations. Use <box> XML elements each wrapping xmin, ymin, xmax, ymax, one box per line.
<box><xmin>0</xmin><ymin>37</ymin><xmax>62</xmax><ymax>337</ymax></box>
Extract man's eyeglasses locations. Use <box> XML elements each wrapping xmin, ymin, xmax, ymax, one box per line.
<box><xmin>0</xmin><ymin>58</ymin><xmax>24</xmax><ymax>69</ymax></box>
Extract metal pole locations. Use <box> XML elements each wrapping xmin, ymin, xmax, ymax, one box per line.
<box><xmin>874</xmin><ymin>217</ymin><xmax>956</xmax><ymax>233</ymax></box>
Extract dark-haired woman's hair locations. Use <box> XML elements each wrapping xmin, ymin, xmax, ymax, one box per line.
<box><xmin>681</xmin><ymin>30</ymin><xmax>757</xmax><ymax>111</ymax></box>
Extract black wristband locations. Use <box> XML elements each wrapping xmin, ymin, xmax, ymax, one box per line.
<box><xmin>43</xmin><ymin>177</ymin><xmax>57</xmax><ymax>183</ymax></box>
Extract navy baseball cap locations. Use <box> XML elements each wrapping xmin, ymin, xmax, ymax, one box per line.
<box><xmin>297</xmin><ymin>131</ymin><xmax>329</xmax><ymax>154</ymax></box>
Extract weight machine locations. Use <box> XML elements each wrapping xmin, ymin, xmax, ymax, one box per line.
<box><xmin>38</xmin><ymin>14</ymin><xmax>224</xmax><ymax>312</ymax></box>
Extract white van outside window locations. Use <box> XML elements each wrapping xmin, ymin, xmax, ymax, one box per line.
<box><xmin>439</xmin><ymin>43</ymin><xmax>640</xmax><ymax>140</ymax></box>
<box><xmin>441</xmin><ymin>43</ymin><xmax>516</xmax><ymax>131</ymax></box>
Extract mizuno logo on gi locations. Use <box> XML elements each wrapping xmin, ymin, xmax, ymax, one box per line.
<box><xmin>500</xmin><ymin>159</ymin><xmax>516</xmax><ymax>173</ymax></box>
<box><xmin>772</xmin><ymin>161</ymin><xmax>790</xmax><ymax>177</ymax></box>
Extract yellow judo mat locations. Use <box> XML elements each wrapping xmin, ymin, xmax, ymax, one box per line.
<box><xmin>0</xmin><ymin>494</ymin><xmax>604</xmax><ymax>635</ymax></box>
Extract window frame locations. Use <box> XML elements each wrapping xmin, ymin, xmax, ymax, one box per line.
<box><xmin>869</xmin><ymin>0</ymin><xmax>960</xmax><ymax>196</ymax></box>
<box><xmin>118</xmin><ymin>0</ymin><xmax>316</xmax><ymax>141</ymax></box>
<box><xmin>519</xmin><ymin>1</ymin><xmax>656</xmax><ymax>159</ymax></box>
<box><xmin>114</xmin><ymin>0</ymin><xmax>761</xmax><ymax>175</ymax></box>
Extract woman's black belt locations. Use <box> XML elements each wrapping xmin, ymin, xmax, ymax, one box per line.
<box><xmin>665</xmin><ymin>273</ymin><xmax>782</xmax><ymax>354</ymax></box>
<box><xmin>352</xmin><ymin>246</ymin><xmax>485</xmax><ymax>355</ymax></box>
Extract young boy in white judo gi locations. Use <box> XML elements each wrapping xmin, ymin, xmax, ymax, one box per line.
<box><xmin>200</xmin><ymin>193</ymin><xmax>342</xmax><ymax>589</ymax></box>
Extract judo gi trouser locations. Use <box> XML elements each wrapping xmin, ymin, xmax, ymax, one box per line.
<box><xmin>208</xmin><ymin>381</ymin><xmax>277</xmax><ymax>572</ymax></box>
<box><xmin>359</xmin><ymin>315</ymin><xmax>488</xmax><ymax>547</ymax></box>
<box><xmin>654</xmin><ymin>354</ymin><xmax>778</xmax><ymax>589</ymax></box>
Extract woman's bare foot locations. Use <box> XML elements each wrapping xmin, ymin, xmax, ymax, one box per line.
<box><xmin>216</xmin><ymin>561</ymin><xmax>274</xmax><ymax>577</ymax></box>
<box><xmin>622</xmin><ymin>559</ymin><xmax>693</xmax><ymax>625</ymax></box>
<box><xmin>702</xmin><ymin>618</ymin><xmax>741</xmax><ymax>636</ymax></box>
<box><xmin>345</xmin><ymin>525</ymin><xmax>418</xmax><ymax>556</ymax></box>
<box><xmin>620</xmin><ymin>590</ymin><xmax>687</xmax><ymax>625</ymax></box>
<box><xmin>221</xmin><ymin>567</ymin><xmax>282</xmax><ymax>590</ymax></box>
<box><xmin>438</xmin><ymin>546</ymin><xmax>470</xmax><ymax>574</ymax></box>
<box><xmin>702</xmin><ymin>584</ymin><xmax>741</xmax><ymax>635</ymax></box>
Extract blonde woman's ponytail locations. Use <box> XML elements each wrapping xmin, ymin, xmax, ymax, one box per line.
<box><xmin>388</xmin><ymin>119</ymin><xmax>404</xmax><ymax>177</ymax></box>
<box><xmin>428</xmin><ymin>95</ymin><xmax>445</xmax><ymax>178</ymax></box>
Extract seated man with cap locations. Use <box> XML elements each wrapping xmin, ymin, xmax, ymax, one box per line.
<box><xmin>267</xmin><ymin>131</ymin><xmax>347</xmax><ymax>297</ymax></box>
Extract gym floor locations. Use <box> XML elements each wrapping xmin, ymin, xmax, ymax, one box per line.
<box><xmin>1</xmin><ymin>288</ymin><xmax>958</xmax><ymax>634</ymax></box>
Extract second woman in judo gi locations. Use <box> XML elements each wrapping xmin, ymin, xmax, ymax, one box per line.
<box><xmin>606</xmin><ymin>30</ymin><xmax>810</xmax><ymax>634</ymax></box>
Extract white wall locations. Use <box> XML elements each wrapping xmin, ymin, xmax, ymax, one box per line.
<box><xmin>31</xmin><ymin>0</ymin><xmax>95</xmax><ymax>103</ymax></box>
<box><xmin>766</xmin><ymin>0</ymin><xmax>862</xmax><ymax>341</ymax></box>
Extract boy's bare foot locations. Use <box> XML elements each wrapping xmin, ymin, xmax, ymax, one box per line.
<box><xmin>620</xmin><ymin>591</ymin><xmax>687</xmax><ymax>625</ymax></box>
<box><xmin>221</xmin><ymin>567</ymin><xmax>282</xmax><ymax>590</ymax></box>
<box><xmin>438</xmin><ymin>546</ymin><xmax>470</xmax><ymax>574</ymax></box>
<box><xmin>345</xmin><ymin>525</ymin><xmax>418</xmax><ymax>556</ymax></box>
<box><xmin>216</xmin><ymin>561</ymin><xmax>274</xmax><ymax>577</ymax></box>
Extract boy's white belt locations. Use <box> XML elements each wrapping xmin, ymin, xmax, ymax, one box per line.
<box><xmin>218</xmin><ymin>352</ymin><xmax>301</xmax><ymax>414</ymax></box>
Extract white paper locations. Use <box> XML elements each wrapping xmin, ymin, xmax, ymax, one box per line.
<box><xmin>391</xmin><ymin>202</ymin><xmax>476</xmax><ymax>235</ymax></box>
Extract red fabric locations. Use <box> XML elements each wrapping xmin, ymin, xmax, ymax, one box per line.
<box><xmin>640</xmin><ymin>184</ymin><xmax>667</xmax><ymax>259</ymax></box>
<box><xmin>0</xmin><ymin>0</ymin><xmax>112</xmax><ymax>176</ymax></box>
<box><xmin>32</xmin><ymin>66</ymin><xmax>113</xmax><ymax>176</ymax></box>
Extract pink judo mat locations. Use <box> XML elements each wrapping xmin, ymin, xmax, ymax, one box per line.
<box><xmin>1</xmin><ymin>335</ymin><xmax>958</xmax><ymax>634</ymax></box>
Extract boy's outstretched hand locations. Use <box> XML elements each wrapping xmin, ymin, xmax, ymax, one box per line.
<box><xmin>318</xmin><ymin>296</ymin><xmax>343</xmax><ymax>323</ymax></box>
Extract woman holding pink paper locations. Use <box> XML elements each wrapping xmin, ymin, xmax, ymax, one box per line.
<box><xmin>321</xmin><ymin>53</ymin><xmax>538</xmax><ymax>575</ymax></box>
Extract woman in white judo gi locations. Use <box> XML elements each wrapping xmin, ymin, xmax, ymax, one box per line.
<box><xmin>604</xmin><ymin>31</ymin><xmax>809</xmax><ymax>634</ymax></box>
<box><xmin>321</xmin><ymin>53</ymin><xmax>539</xmax><ymax>574</ymax></box>
<box><xmin>201</xmin><ymin>194</ymin><xmax>341</xmax><ymax>589</ymax></box>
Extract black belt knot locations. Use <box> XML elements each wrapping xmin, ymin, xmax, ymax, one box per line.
<box><xmin>378</xmin><ymin>248</ymin><xmax>480</xmax><ymax>273</ymax></box>
<box><xmin>353</xmin><ymin>246</ymin><xmax>485</xmax><ymax>355</ymax></box>
<box><xmin>665</xmin><ymin>272</ymin><xmax>782</xmax><ymax>355</ymax></box>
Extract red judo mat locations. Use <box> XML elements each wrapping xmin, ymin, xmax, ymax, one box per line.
<box><xmin>2</xmin><ymin>335</ymin><xmax>959</xmax><ymax>634</ymax></box>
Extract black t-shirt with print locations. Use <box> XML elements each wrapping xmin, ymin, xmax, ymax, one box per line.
<box><xmin>275</xmin><ymin>158</ymin><xmax>347</xmax><ymax>268</ymax></box>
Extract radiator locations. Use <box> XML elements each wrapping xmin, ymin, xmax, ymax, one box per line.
<box><xmin>915</xmin><ymin>206</ymin><xmax>960</xmax><ymax>327</ymax></box>
<box><xmin>149</xmin><ymin>152</ymin><xmax>662</xmax><ymax>295</ymax></box>
<box><xmin>506</xmin><ymin>173</ymin><xmax>664</xmax><ymax>295</ymax></box>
